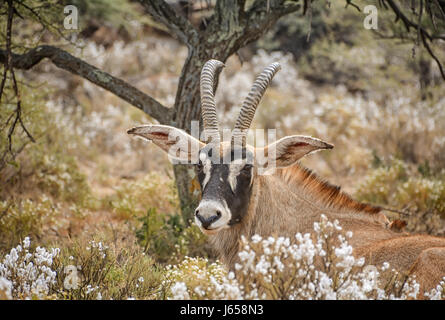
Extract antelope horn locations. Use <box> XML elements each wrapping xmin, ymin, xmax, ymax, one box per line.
<box><xmin>232</xmin><ymin>62</ymin><xmax>281</xmax><ymax>145</ymax></box>
<box><xmin>200</xmin><ymin>59</ymin><xmax>225</xmax><ymax>142</ymax></box>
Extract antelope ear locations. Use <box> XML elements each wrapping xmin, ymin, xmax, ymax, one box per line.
<box><xmin>127</xmin><ymin>124</ymin><xmax>205</xmax><ymax>163</ymax></box>
<box><xmin>262</xmin><ymin>135</ymin><xmax>333</xmax><ymax>168</ymax></box>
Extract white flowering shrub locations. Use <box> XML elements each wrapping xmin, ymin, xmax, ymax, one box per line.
<box><xmin>162</xmin><ymin>216</ymin><xmax>444</xmax><ymax>300</ymax></box>
<box><xmin>425</xmin><ymin>278</ymin><xmax>445</xmax><ymax>300</ymax></box>
<box><xmin>161</xmin><ymin>256</ymin><xmax>242</xmax><ymax>300</ymax></box>
<box><xmin>0</xmin><ymin>237</ymin><xmax>59</xmax><ymax>299</ymax></box>
<box><xmin>1</xmin><ymin>228</ymin><xmax>443</xmax><ymax>300</ymax></box>
<box><xmin>0</xmin><ymin>237</ymin><xmax>165</xmax><ymax>300</ymax></box>
<box><xmin>50</xmin><ymin>239</ymin><xmax>162</xmax><ymax>300</ymax></box>
<box><xmin>0</xmin><ymin>277</ymin><xmax>12</xmax><ymax>300</ymax></box>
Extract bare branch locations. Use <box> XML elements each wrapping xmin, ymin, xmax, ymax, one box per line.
<box><xmin>382</xmin><ymin>0</ymin><xmax>445</xmax><ymax>80</ymax></box>
<box><xmin>138</xmin><ymin>0</ymin><xmax>198</xmax><ymax>46</ymax></box>
<box><xmin>204</xmin><ymin>0</ymin><xmax>301</xmax><ymax>50</ymax></box>
<box><xmin>383</xmin><ymin>0</ymin><xmax>431</xmax><ymax>38</ymax></box>
<box><xmin>241</xmin><ymin>0</ymin><xmax>302</xmax><ymax>45</ymax></box>
<box><xmin>9</xmin><ymin>66</ymin><xmax>36</xmax><ymax>148</ymax></box>
<box><xmin>249</xmin><ymin>0</ymin><xmax>302</xmax><ymax>16</ymax></box>
<box><xmin>14</xmin><ymin>0</ymin><xmax>72</xmax><ymax>43</ymax></box>
<box><xmin>0</xmin><ymin>45</ymin><xmax>172</xmax><ymax>124</ymax></box>
<box><xmin>345</xmin><ymin>0</ymin><xmax>361</xmax><ymax>12</ymax></box>
<box><xmin>421</xmin><ymin>31</ymin><xmax>445</xmax><ymax>79</ymax></box>
<box><xmin>0</xmin><ymin>0</ymin><xmax>14</xmax><ymax>103</ymax></box>
<box><xmin>0</xmin><ymin>0</ymin><xmax>35</xmax><ymax>160</ymax></box>
<box><xmin>306</xmin><ymin>0</ymin><xmax>313</xmax><ymax>42</ymax></box>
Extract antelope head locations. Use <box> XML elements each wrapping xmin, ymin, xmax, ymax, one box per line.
<box><xmin>128</xmin><ymin>60</ymin><xmax>333</xmax><ymax>235</ymax></box>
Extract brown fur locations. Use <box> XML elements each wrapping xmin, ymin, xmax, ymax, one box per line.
<box><xmin>277</xmin><ymin>164</ymin><xmax>383</xmax><ymax>216</ymax></box>
<box><xmin>209</xmin><ymin>162</ymin><xmax>445</xmax><ymax>297</ymax></box>
<box><xmin>389</xmin><ymin>219</ymin><xmax>408</xmax><ymax>232</ymax></box>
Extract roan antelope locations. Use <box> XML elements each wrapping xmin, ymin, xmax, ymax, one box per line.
<box><xmin>128</xmin><ymin>60</ymin><xmax>445</xmax><ymax>297</ymax></box>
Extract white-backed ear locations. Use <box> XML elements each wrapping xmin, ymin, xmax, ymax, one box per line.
<box><xmin>127</xmin><ymin>124</ymin><xmax>205</xmax><ymax>163</ymax></box>
<box><xmin>261</xmin><ymin>135</ymin><xmax>333</xmax><ymax>168</ymax></box>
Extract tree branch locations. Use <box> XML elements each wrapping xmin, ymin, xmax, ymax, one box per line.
<box><xmin>249</xmin><ymin>0</ymin><xmax>302</xmax><ymax>17</ymax></box>
<box><xmin>0</xmin><ymin>45</ymin><xmax>172</xmax><ymax>124</ymax></box>
<box><xmin>382</xmin><ymin>0</ymin><xmax>445</xmax><ymax>80</ymax></box>
<box><xmin>384</xmin><ymin>0</ymin><xmax>428</xmax><ymax>36</ymax></box>
<box><xmin>241</xmin><ymin>0</ymin><xmax>302</xmax><ymax>46</ymax></box>
<box><xmin>0</xmin><ymin>0</ymin><xmax>35</xmax><ymax>171</ymax></box>
<box><xmin>138</xmin><ymin>0</ymin><xmax>198</xmax><ymax>46</ymax></box>
<box><xmin>204</xmin><ymin>0</ymin><xmax>301</xmax><ymax>50</ymax></box>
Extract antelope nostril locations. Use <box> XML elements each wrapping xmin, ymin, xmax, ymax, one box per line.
<box><xmin>216</xmin><ymin>210</ymin><xmax>221</xmax><ymax>217</ymax></box>
<box><xmin>195</xmin><ymin>209</ymin><xmax>199</xmax><ymax>216</ymax></box>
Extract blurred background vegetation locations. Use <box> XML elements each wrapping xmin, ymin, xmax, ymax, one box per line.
<box><xmin>0</xmin><ymin>0</ymin><xmax>444</xmax><ymax>299</ymax></box>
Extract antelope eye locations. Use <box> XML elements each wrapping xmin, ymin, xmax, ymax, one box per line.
<box><xmin>197</xmin><ymin>161</ymin><xmax>204</xmax><ymax>171</ymax></box>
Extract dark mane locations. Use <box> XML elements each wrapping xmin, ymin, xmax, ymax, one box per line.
<box><xmin>277</xmin><ymin>163</ymin><xmax>382</xmax><ymax>215</ymax></box>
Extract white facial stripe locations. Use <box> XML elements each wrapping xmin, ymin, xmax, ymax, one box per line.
<box><xmin>202</xmin><ymin>159</ymin><xmax>211</xmax><ymax>189</ymax></box>
<box><xmin>228</xmin><ymin>159</ymin><xmax>246</xmax><ymax>192</ymax></box>
<box><xmin>200</xmin><ymin>152</ymin><xmax>212</xmax><ymax>190</ymax></box>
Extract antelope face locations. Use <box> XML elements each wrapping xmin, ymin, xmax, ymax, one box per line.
<box><xmin>127</xmin><ymin>59</ymin><xmax>333</xmax><ymax>235</ymax></box>
<box><xmin>194</xmin><ymin>143</ymin><xmax>254</xmax><ymax>234</ymax></box>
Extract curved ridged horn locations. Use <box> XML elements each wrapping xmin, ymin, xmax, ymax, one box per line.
<box><xmin>200</xmin><ymin>59</ymin><xmax>224</xmax><ymax>141</ymax></box>
<box><xmin>232</xmin><ymin>62</ymin><xmax>281</xmax><ymax>145</ymax></box>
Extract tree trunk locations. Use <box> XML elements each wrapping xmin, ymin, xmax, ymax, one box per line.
<box><xmin>170</xmin><ymin>50</ymin><xmax>202</xmax><ymax>222</ymax></box>
<box><xmin>170</xmin><ymin>44</ymin><xmax>231</xmax><ymax>223</ymax></box>
<box><xmin>172</xmin><ymin>164</ymin><xmax>200</xmax><ymax>222</ymax></box>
